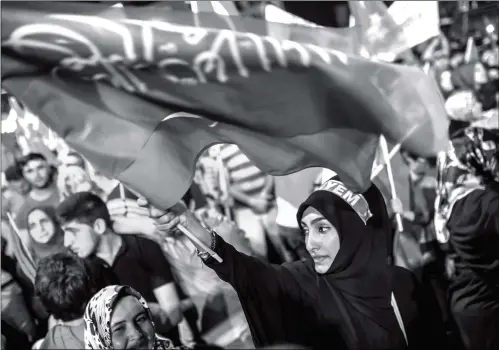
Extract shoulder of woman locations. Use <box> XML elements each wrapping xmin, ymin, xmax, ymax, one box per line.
<box><xmin>282</xmin><ymin>260</ymin><xmax>316</xmax><ymax>285</ymax></box>
<box><xmin>455</xmin><ymin>187</ymin><xmax>498</xmax><ymax>210</ymax></box>
<box><xmin>449</xmin><ymin>188</ymin><xmax>499</xmax><ymax>229</ymax></box>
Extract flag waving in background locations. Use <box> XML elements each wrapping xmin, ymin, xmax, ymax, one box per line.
<box><xmin>349</xmin><ymin>1</ymin><xmax>440</xmax><ymax>62</ymax></box>
<box><xmin>1</xmin><ymin>1</ymin><xmax>447</xmax><ymax>209</ymax></box>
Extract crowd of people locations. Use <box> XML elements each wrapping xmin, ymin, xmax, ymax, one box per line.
<box><xmin>1</xmin><ymin>5</ymin><xmax>498</xmax><ymax>350</ymax></box>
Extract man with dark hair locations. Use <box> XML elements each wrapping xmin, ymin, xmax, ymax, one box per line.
<box><xmin>34</xmin><ymin>251</ymin><xmax>116</xmax><ymax>349</ymax></box>
<box><xmin>57</xmin><ymin>191</ymin><xmax>184</xmax><ymax>345</ymax></box>
<box><xmin>15</xmin><ymin>153</ymin><xmax>60</xmax><ymax>229</ymax></box>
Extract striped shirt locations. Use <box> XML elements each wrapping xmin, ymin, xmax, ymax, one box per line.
<box><xmin>219</xmin><ymin>144</ymin><xmax>270</xmax><ymax>208</ymax></box>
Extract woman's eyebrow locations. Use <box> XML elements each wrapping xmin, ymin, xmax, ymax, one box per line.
<box><xmin>111</xmin><ymin>320</ymin><xmax>125</xmax><ymax>328</ymax></box>
<box><xmin>301</xmin><ymin>217</ymin><xmax>326</xmax><ymax>227</ymax></box>
<box><xmin>310</xmin><ymin>217</ymin><xmax>327</xmax><ymax>225</ymax></box>
<box><xmin>134</xmin><ymin>311</ymin><xmax>147</xmax><ymax>318</ymax></box>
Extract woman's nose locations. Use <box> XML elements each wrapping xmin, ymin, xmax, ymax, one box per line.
<box><xmin>305</xmin><ymin>231</ymin><xmax>320</xmax><ymax>252</ymax></box>
<box><xmin>127</xmin><ymin>324</ymin><xmax>144</xmax><ymax>342</ymax></box>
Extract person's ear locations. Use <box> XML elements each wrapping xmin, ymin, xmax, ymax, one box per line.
<box><xmin>93</xmin><ymin>218</ymin><xmax>107</xmax><ymax>235</ymax></box>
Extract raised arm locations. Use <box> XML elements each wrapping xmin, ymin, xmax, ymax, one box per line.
<box><xmin>141</xmin><ymin>198</ymin><xmax>316</xmax><ymax>346</ymax></box>
<box><xmin>140</xmin><ymin>198</ymin><xmax>303</xmax><ymax>300</ymax></box>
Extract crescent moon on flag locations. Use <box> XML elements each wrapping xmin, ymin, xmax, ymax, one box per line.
<box><xmin>161</xmin><ymin>112</ymin><xmax>219</xmax><ymax>128</ymax></box>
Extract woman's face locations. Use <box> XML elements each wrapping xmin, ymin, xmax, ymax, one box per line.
<box><xmin>301</xmin><ymin>207</ymin><xmax>340</xmax><ymax>274</ymax></box>
<box><xmin>111</xmin><ymin>296</ymin><xmax>155</xmax><ymax>350</ymax></box>
<box><xmin>28</xmin><ymin>209</ymin><xmax>56</xmax><ymax>244</ymax></box>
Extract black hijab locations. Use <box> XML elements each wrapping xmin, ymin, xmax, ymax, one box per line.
<box><xmin>294</xmin><ymin>177</ymin><xmax>402</xmax><ymax>349</ymax></box>
<box><xmin>209</xmin><ymin>177</ymin><xmax>405</xmax><ymax>349</ymax></box>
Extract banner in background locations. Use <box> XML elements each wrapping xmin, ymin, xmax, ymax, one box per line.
<box><xmin>1</xmin><ymin>2</ymin><xmax>447</xmax><ymax>209</ymax></box>
<box><xmin>387</xmin><ymin>1</ymin><xmax>440</xmax><ymax>56</ymax></box>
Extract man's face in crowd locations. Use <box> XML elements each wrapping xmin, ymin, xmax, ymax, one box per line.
<box><xmin>406</xmin><ymin>155</ymin><xmax>430</xmax><ymax>179</ymax></box>
<box><xmin>62</xmin><ymin>220</ymin><xmax>101</xmax><ymax>258</ymax></box>
<box><xmin>22</xmin><ymin>159</ymin><xmax>51</xmax><ymax>189</ymax></box>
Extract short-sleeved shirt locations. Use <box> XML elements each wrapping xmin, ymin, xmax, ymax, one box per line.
<box><xmin>99</xmin><ymin>234</ymin><xmax>175</xmax><ymax>303</ymax></box>
<box><xmin>95</xmin><ymin>234</ymin><xmax>180</xmax><ymax>343</ymax></box>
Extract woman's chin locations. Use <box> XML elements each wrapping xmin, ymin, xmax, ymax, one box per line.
<box><xmin>314</xmin><ymin>262</ymin><xmax>331</xmax><ymax>274</ymax></box>
<box><xmin>36</xmin><ymin>237</ymin><xmax>53</xmax><ymax>245</ymax></box>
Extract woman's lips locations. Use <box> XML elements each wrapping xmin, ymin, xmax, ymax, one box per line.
<box><xmin>313</xmin><ymin>256</ymin><xmax>326</xmax><ymax>262</ymax></box>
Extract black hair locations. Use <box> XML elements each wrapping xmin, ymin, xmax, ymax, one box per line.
<box><xmin>18</xmin><ymin>153</ymin><xmax>47</xmax><ymax>169</ymax></box>
<box><xmin>4</xmin><ymin>163</ymin><xmax>24</xmax><ymax>182</ymax></box>
<box><xmin>35</xmin><ymin>252</ymin><xmax>105</xmax><ymax>322</ymax></box>
<box><xmin>56</xmin><ymin>191</ymin><xmax>112</xmax><ymax>228</ymax></box>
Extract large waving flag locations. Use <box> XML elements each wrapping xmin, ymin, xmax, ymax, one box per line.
<box><xmin>1</xmin><ymin>2</ymin><xmax>447</xmax><ymax>209</ymax></box>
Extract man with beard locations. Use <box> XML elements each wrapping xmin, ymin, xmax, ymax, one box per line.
<box><xmin>15</xmin><ymin>153</ymin><xmax>60</xmax><ymax>230</ymax></box>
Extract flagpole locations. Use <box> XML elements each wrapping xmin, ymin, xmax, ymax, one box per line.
<box><xmin>119</xmin><ymin>183</ymin><xmax>126</xmax><ymax>200</ymax></box>
<box><xmin>379</xmin><ymin>136</ymin><xmax>404</xmax><ymax>232</ymax></box>
<box><xmin>371</xmin><ymin>124</ymin><xmax>419</xmax><ymax>180</ymax></box>
<box><xmin>216</xmin><ymin>149</ymin><xmax>232</xmax><ymax>221</ymax></box>
<box><xmin>6</xmin><ymin>212</ymin><xmax>37</xmax><ymax>282</ymax></box>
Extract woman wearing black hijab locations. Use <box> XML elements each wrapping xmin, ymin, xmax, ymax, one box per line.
<box><xmin>145</xmin><ymin>178</ymin><xmax>434</xmax><ymax>349</ymax></box>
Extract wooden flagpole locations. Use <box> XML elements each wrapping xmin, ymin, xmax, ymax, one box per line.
<box><xmin>379</xmin><ymin>136</ymin><xmax>404</xmax><ymax>232</ymax></box>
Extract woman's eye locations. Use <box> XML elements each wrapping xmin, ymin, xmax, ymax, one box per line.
<box><xmin>136</xmin><ymin>315</ymin><xmax>148</xmax><ymax>323</ymax></box>
<box><xmin>113</xmin><ymin>326</ymin><xmax>124</xmax><ymax>334</ymax></box>
<box><xmin>318</xmin><ymin>226</ymin><xmax>330</xmax><ymax>233</ymax></box>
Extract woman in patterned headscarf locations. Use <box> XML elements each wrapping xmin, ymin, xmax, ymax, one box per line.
<box><xmin>434</xmin><ymin>125</ymin><xmax>499</xmax><ymax>350</ymax></box>
<box><xmin>84</xmin><ymin>285</ymin><xmax>187</xmax><ymax>350</ymax></box>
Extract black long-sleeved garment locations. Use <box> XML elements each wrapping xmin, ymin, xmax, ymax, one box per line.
<box><xmin>447</xmin><ymin>186</ymin><xmax>499</xmax><ymax>350</ymax></box>
<box><xmin>205</xmin><ymin>183</ymin><xmax>410</xmax><ymax>350</ymax></box>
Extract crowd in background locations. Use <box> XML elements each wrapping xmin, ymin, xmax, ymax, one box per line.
<box><xmin>1</xmin><ymin>3</ymin><xmax>498</xmax><ymax>350</ymax></box>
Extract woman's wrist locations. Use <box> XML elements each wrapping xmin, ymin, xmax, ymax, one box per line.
<box><xmin>197</xmin><ymin>231</ymin><xmax>218</xmax><ymax>261</ymax></box>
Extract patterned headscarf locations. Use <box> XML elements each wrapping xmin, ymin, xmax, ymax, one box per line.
<box><xmin>435</xmin><ymin>126</ymin><xmax>499</xmax><ymax>243</ymax></box>
<box><xmin>84</xmin><ymin>285</ymin><xmax>182</xmax><ymax>350</ymax></box>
